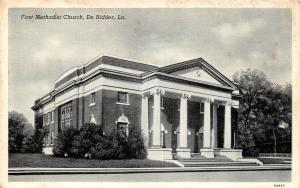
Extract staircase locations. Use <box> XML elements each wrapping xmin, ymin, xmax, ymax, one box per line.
<box><xmin>176</xmin><ymin>154</ymin><xmax>259</xmax><ymax>167</ymax></box>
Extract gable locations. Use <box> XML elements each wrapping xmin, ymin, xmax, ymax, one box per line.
<box><xmin>170</xmin><ymin>66</ymin><xmax>223</xmax><ymax>85</ymax></box>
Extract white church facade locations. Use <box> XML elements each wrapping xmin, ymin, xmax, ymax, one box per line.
<box><xmin>32</xmin><ymin>55</ymin><xmax>242</xmax><ymax>160</ymax></box>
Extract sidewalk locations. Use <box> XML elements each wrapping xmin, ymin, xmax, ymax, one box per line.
<box><xmin>9</xmin><ymin>164</ymin><xmax>291</xmax><ymax>175</ymax></box>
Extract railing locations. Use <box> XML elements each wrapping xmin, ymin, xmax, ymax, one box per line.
<box><xmin>259</xmin><ymin>153</ymin><xmax>291</xmax><ymax>158</ymax></box>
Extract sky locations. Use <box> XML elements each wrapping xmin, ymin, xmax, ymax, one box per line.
<box><xmin>8</xmin><ymin>8</ymin><xmax>291</xmax><ymax>125</ymax></box>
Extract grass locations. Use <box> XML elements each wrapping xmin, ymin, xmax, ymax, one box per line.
<box><xmin>9</xmin><ymin>153</ymin><xmax>179</xmax><ymax>168</ymax></box>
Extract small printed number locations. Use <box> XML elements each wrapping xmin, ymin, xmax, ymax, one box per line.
<box><xmin>274</xmin><ymin>184</ymin><xmax>285</xmax><ymax>187</ymax></box>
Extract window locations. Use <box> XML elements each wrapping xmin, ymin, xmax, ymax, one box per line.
<box><xmin>161</xmin><ymin>97</ymin><xmax>164</xmax><ymax>109</ymax></box>
<box><xmin>43</xmin><ymin>114</ymin><xmax>47</xmax><ymax>126</ymax></box>
<box><xmin>48</xmin><ymin>112</ymin><xmax>51</xmax><ymax>124</ymax></box>
<box><xmin>91</xmin><ymin>92</ymin><xmax>95</xmax><ymax>104</ymax></box>
<box><xmin>50</xmin><ymin>132</ymin><xmax>54</xmax><ymax>145</ymax></box>
<box><xmin>51</xmin><ymin>111</ymin><xmax>54</xmax><ymax>123</ymax></box>
<box><xmin>117</xmin><ymin>92</ymin><xmax>128</xmax><ymax>104</ymax></box>
<box><xmin>60</xmin><ymin>105</ymin><xmax>72</xmax><ymax>130</ymax></box>
<box><xmin>117</xmin><ymin>122</ymin><xmax>128</xmax><ymax>137</ymax></box>
<box><xmin>200</xmin><ymin>102</ymin><xmax>204</xmax><ymax>114</ymax></box>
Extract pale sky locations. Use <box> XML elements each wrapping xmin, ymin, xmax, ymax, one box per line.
<box><xmin>8</xmin><ymin>8</ymin><xmax>291</xmax><ymax>125</ymax></box>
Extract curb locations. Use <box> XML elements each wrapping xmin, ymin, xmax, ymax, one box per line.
<box><xmin>9</xmin><ymin>165</ymin><xmax>291</xmax><ymax>175</ymax></box>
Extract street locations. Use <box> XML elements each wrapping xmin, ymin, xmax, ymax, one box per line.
<box><xmin>9</xmin><ymin>170</ymin><xmax>291</xmax><ymax>182</ymax></box>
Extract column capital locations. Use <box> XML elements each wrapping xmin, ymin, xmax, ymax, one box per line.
<box><xmin>180</xmin><ymin>93</ymin><xmax>191</xmax><ymax>100</ymax></box>
<box><xmin>226</xmin><ymin>100</ymin><xmax>234</xmax><ymax>107</ymax></box>
<box><xmin>142</xmin><ymin>93</ymin><xmax>150</xmax><ymax>98</ymax></box>
<box><xmin>202</xmin><ymin>97</ymin><xmax>213</xmax><ymax>103</ymax></box>
<box><xmin>150</xmin><ymin>88</ymin><xmax>165</xmax><ymax>96</ymax></box>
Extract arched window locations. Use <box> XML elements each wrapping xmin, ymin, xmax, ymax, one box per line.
<box><xmin>116</xmin><ymin>114</ymin><xmax>129</xmax><ymax>137</ymax></box>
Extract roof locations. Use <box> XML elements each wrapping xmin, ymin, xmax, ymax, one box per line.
<box><xmin>101</xmin><ymin>56</ymin><xmax>158</xmax><ymax>72</ymax></box>
<box><xmin>142</xmin><ymin>57</ymin><xmax>238</xmax><ymax>89</ymax></box>
<box><xmin>55</xmin><ymin>55</ymin><xmax>158</xmax><ymax>88</ymax></box>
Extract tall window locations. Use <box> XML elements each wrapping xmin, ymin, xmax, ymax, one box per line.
<box><xmin>50</xmin><ymin>132</ymin><xmax>54</xmax><ymax>145</ymax></box>
<box><xmin>43</xmin><ymin>114</ymin><xmax>47</xmax><ymax>126</ymax></box>
<box><xmin>117</xmin><ymin>92</ymin><xmax>128</xmax><ymax>104</ymax></box>
<box><xmin>51</xmin><ymin>111</ymin><xmax>54</xmax><ymax>123</ymax></box>
<box><xmin>161</xmin><ymin>97</ymin><xmax>164</xmax><ymax>109</ymax></box>
<box><xmin>60</xmin><ymin>105</ymin><xmax>72</xmax><ymax>130</ymax></box>
<box><xmin>48</xmin><ymin>112</ymin><xmax>51</xmax><ymax>124</ymax></box>
<box><xmin>91</xmin><ymin>92</ymin><xmax>95</xmax><ymax>104</ymax></box>
<box><xmin>200</xmin><ymin>102</ymin><xmax>204</xmax><ymax>114</ymax></box>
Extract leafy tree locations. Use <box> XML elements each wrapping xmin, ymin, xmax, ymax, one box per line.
<box><xmin>8</xmin><ymin>111</ymin><xmax>32</xmax><ymax>153</ymax></box>
<box><xmin>256</xmin><ymin>84</ymin><xmax>292</xmax><ymax>153</ymax></box>
<box><xmin>233</xmin><ymin>69</ymin><xmax>291</xmax><ymax>155</ymax></box>
<box><xmin>20</xmin><ymin>134</ymin><xmax>40</xmax><ymax>153</ymax></box>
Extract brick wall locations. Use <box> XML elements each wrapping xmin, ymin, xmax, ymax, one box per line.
<box><xmin>102</xmin><ymin>89</ymin><xmax>141</xmax><ymax>132</ymax></box>
<box><xmin>83</xmin><ymin>90</ymin><xmax>103</xmax><ymax>126</ymax></box>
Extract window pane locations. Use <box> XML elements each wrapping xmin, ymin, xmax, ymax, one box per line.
<box><xmin>48</xmin><ymin>112</ymin><xmax>51</xmax><ymax>123</ymax></box>
<box><xmin>118</xmin><ymin>92</ymin><xmax>127</xmax><ymax>103</ymax></box>
<box><xmin>91</xmin><ymin>93</ymin><xmax>95</xmax><ymax>103</ymax></box>
<box><xmin>200</xmin><ymin>102</ymin><xmax>204</xmax><ymax>113</ymax></box>
<box><xmin>52</xmin><ymin>111</ymin><xmax>54</xmax><ymax>122</ymax></box>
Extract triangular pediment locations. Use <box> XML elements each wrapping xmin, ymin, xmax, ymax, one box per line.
<box><xmin>170</xmin><ymin>66</ymin><xmax>223</xmax><ymax>86</ymax></box>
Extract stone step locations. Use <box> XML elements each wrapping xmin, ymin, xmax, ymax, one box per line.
<box><xmin>183</xmin><ymin>162</ymin><xmax>258</xmax><ymax>167</ymax></box>
<box><xmin>178</xmin><ymin>155</ymin><xmax>232</xmax><ymax>162</ymax></box>
<box><xmin>181</xmin><ymin>161</ymin><xmax>257</xmax><ymax>165</ymax></box>
<box><xmin>179</xmin><ymin>159</ymin><xmax>232</xmax><ymax>162</ymax></box>
<box><xmin>177</xmin><ymin>154</ymin><xmax>258</xmax><ymax>167</ymax></box>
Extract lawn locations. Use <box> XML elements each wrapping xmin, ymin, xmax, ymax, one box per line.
<box><xmin>9</xmin><ymin>153</ymin><xmax>179</xmax><ymax>168</ymax></box>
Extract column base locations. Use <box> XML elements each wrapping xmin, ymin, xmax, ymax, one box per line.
<box><xmin>176</xmin><ymin>148</ymin><xmax>191</xmax><ymax>158</ymax></box>
<box><xmin>147</xmin><ymin>148</ymin><xmax>172</xmax><ymax>160</ymax></box>
<box><xmin>214</xmin><ymin>148</ymin><xmax>243</xmax><ymax>161</ymax></box>
<box><xmin>200</xmin><ymin>148</ymin><xmax>215</xmax><ymax>158</ymax></box>
<box><xmin>42</xmin><ymin>146</ymin><xmax>53</xmax><ymax>155</ymax></box>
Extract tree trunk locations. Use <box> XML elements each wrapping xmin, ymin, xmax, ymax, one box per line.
<box><xmin>272</xmin><ymin>128</ymin><xmax>277</xmax><ymax>153</ymax></box>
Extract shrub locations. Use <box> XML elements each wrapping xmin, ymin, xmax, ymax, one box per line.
<box><xmin>242</xmin><ymin>146</ymin><xmax>259</xmax><ymax>157</ymax></box>
<box><xmin>52</xmin><ymin>123</ymin><xmax>147</xmax><ymax>160</ymax></box>
<box><xmin>71</xmin><ymin>123</ymin><xmax>104</xmax><ymax>158</ymax></box>
<box><xmin>53</xmin><ymin>127</ymin><xmax>79</xmax><ymax>157</ymax></box>
<box><xmin>90</xmin><ymin>133</ymin><xmax>121</xmax><ymax>159</ymax></box>
<box><xmin>125</xmin><ymin>126</ymin><xmax>147</xmax><ymax>159</ymax></box>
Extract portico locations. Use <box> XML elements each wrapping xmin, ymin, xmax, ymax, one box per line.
<box><xmin>142</xmin><ymin>86</ymin><xmax>241</xmax><ymax>160</ymax></box>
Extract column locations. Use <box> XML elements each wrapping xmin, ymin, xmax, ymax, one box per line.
<box><xmin>179</xmin><ymin>94</ymin><xmax>188</xmax><ymax>148</ymax></box>
<box><xmin>176</xmin><ymin>93</ymin><xmax>191</xmax><ymax>158</ymax></box>
<box><xmin>203</xmin><ymin>98</ymin><xmax>211</xmax><ymax>148</ymax></box>
<box><xmin>211</xmin><ymin>104</ymin><xmax>218</xmax><ymax>148</ymax></box>
<box><xmin>152</xmin><ymin>89</ymin><xmax>163</xmax><ymax>147</ymax></box>
<box><xmin>141</xmin><ymin>94</ymin><xmax>149</xmax><ymax>147</ymax></box>
<box><xmin>224</xmin><ymin>101</ymin><xmax>232</xmax><ymax>149</ymax></box>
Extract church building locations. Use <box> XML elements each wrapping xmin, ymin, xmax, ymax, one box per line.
<box><xmin>31</xmin><ymin>55</ymin><xmax>242</xmax><ymax>160</ymax></box>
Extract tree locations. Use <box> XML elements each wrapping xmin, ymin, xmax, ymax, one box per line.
<box><xmin>233</xmin><ymin>69</ymin><xmax>271</xmax><ymax>155</ymax></box>
<box><xmin>8</xmin><ymin>111</ymin><xmax>33</xmax><ymax>153</ymax></box>
<box><xmin>233</xmin><ymin>69</ymin><xmax>291</xmax><ymax>155</ymax></box>
<box><xmin>256</xmin><ymin>84</ymin><xmax>292</xmax><ymax>153</ymax></box>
